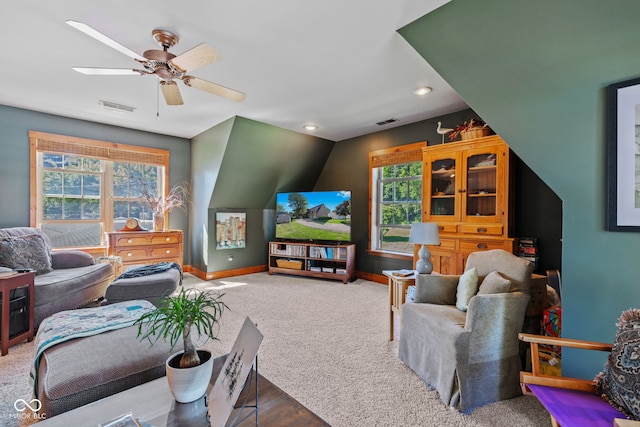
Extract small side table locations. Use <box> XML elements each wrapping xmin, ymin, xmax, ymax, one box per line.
<box><xmin>383</xmin><ymin>270</ymin><xmax>416</xmax><ymax>341</ymax></box>
<box><xmin>0</xmin><ymin>272</ymin><xmax>35</xmax><ymax>356</ymax></box>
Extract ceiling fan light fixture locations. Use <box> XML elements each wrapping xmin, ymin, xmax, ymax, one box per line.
<box><xmin>303</xmin><ymin>124</ymin><xmax>319</xmax><ymax>131</ymax></box>
<box><xmin>99</xmin><ymin>100</ymin><xmax>136</xmax><ymax>113</ymax></box>
<box><xmin>413</xmin><ymin>86</ymin><xmax>432</xmax><ymax>96</ymax></box>
<box><xmin>68</xmin><ymin>21</ymin><xmax>244</xmax><ymax>105</ymax></box>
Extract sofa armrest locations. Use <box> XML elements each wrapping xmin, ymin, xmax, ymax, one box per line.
<box><xmin>413</xmin><ymin>274</ymin><xmax>460</xmax><ymax>305</ymax></box>
<box><xmin>51</xmin><ymin>250</ymin><xmax>96</xmax><ymax>269</ymax></box>
<box><xmin>464</xmin><ymin>292</ymin><xmax>530</xmax><ymax>363</ymax></box>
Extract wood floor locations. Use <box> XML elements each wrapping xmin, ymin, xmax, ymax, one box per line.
<box><xmin>231</xmin><ymin>370</ymin><xmax>329</xmax><ymax>427</ymax></box>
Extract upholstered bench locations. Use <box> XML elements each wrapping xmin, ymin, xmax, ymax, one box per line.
<box><xmin>104</xmin><ymin>264</ymin><xmax>180</xmax><ymax>305</ymax></box>
<box><xmin>36</xmin><ymin>315</ymin><xmax>173</xmax><ymax>417</ymax></box>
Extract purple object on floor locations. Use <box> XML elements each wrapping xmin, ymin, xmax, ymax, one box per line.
<box><xmin>528</xmin><ymin>384</ymin><xmax>629</xmax><ymax>427</ymax></box>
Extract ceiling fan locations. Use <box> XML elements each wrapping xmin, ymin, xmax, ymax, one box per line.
<box><xmin>66</xmin><ymin>20</ymin><xmax>245</xmax><ymax>105</ymax></box>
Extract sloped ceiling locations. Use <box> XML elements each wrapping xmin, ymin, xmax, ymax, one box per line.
<box><xmin>1</xmin><ymin>1</ymin><xmax>467</xmax><ymax>141</ymax></box>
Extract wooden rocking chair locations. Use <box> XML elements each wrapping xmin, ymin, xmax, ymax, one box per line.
<box><xmin>519</xmin><ymin>333</ymin><xmax>638</xmax><ymax>427</ymax></box>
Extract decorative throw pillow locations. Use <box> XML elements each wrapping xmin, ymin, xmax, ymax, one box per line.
<box><xmin>456</xmin><ymin>267</ymin><xmax>478</xmax><ymax>311</ymax></box>
<box><xmin>414</xmin><ymin>274</ymin><xmax>459</xmax><ymax>305</ymax></box>
<box><xmin>594</xmin><ymin>309</ymin><xmax>640</xmax><ymax>419</ymax></box>
<box><xmin>478</xmin><ymin>271</ymin><xmax>512</xmax><ymax>295</ymax></box>
<box><xmin>0</xmin><ymin>234</ymin><xmax>52</xmax><ymax>275</ymax></box>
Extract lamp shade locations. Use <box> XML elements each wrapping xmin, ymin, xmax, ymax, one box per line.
<box><xmin>409</xmin><ymin>223</ymin><xmax>440</xmax><ymax>245</ymax></box>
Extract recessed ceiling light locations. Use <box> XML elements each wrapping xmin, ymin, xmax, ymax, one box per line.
<box><xmin>303</xmin><ymin>124</ymin><xmax>318</xmax><ymax>131</ymax></box>
<box><xmin>413</xmin><ymin>86</ymin><xmax>432</xmax><ymax>96</ymax></box>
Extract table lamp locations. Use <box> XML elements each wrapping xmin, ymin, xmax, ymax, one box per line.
<box><xmin>409</xmin><ymin>223</ymin><xmax>440</xmax><ymax>274</ymax></box>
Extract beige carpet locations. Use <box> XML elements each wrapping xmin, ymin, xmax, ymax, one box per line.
<box><xmin>0</xmin><ymin>272</ymin><xmax>551</xmax><ymax>426</ymax></box>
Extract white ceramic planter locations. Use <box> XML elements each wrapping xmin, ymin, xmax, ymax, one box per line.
<box><xmin>165</xmin><ymin>349</ymin><xmax>214</xmax><ymax>403</ymax></box>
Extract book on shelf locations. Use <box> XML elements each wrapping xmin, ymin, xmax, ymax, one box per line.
<box><xmin>406</xmin><ymin>285</ymin><xmax>416</xmax><ymax>302</ymax></box>
<box><xmin>518</xmin><ymin>237</ymin><xmax>539</xmax><ymax>268</ymax></box>
<box><xmin>392</xmin><ymin>269</ymin><xmax>414</xmax><ymax>277</ymax></box>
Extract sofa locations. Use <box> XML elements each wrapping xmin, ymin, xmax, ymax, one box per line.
<box><xmin>398</xmin><ymin>249</ymin><xmax>534</xmax><ymax>413</ymax></box>
<box><xmin>0</xmin><ymin>227</ymin><xmax>113</xmax><ymax>327</ymax></box>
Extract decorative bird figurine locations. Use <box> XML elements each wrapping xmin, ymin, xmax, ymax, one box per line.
<box><xmin>436</xmin><ymin>122</ymin><xmax>454</xmax><ymax>143</ymax></box>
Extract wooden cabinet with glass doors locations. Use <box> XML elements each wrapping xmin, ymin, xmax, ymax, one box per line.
<box><xmin>420</xmin><ymin>135</ymin><xmax>516</xmax><ymax>274</ymax></box>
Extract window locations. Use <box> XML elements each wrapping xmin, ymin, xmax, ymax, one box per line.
<box><xmin>369</xmin><ymin>142</ymin><xmax>425</xmax><ymax>256</ymax></box>
<box><xmin>30</xmin><ymin>131</ymin><xmax>169</xmax><ymax>248</ymax></box>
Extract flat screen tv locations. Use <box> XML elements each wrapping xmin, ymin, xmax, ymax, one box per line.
<box><xmin>275</xmin><ymin>190</ymin><xmax>351</xmax><ymax>242</ymax></box>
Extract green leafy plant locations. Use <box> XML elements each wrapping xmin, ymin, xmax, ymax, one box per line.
<box><xmin>135</xmin><ymin>287</ymin><xmax>228</xmax><ymax>368</ymax></box>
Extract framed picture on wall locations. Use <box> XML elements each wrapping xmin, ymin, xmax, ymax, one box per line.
<box><xmin>215</xmin><ymin>210</ymin><xmax>246</xmax><ymax>249</ymax></box>
<box><xmin>606</xmin><ymin>76</ymin><xmax>640</xmax><ymax>231</ymax></box>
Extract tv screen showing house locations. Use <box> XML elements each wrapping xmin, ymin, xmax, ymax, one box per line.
<box><xmin>275</xmin><ymin>190</ymin><xmax>351</xmax><ymax>242</ymax></box>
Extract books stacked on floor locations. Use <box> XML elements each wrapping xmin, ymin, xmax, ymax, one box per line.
<box><xmin>518</xmin><ymin>237</ymin><xmax>539</xmax><ymax>268</ymax></box>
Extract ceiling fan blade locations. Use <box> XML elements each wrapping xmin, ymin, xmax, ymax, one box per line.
<box><xmin>183</xmin><ymin>76</ymin><xmax>245</xmax><ymax>102</ymax></box>
<box><xmin>160</xmin><ymin>81</ymin><xmax>184</xmax><ymax>105</ymax></box>
<box><xmin>72</xmin><ymin>67</ymin><xmax>145</xmax><ymax>76</ymax></box>
<box><xmin>66</xmin><ymin>20</ymin><xmax>146</xmax><ymax>62</ymax></box>
<box><xmin>169</xmin><ymin>43</ymin><xmax>221</xmax><ymax>73</ymax></box>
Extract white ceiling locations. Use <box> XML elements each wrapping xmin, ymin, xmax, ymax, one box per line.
<box><xmin>2</xmin><ymin>1</ymin><xmax>467</xmax><ymax>141</ymax></box>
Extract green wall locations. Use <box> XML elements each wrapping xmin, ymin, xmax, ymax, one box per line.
<box><xmin>0</xmin><ymin>105</ymin><xmax>192</xmax><ymax>259</ymax></box>
<box><xmin>316</xmin><ymin>109</ymin><xmax>562</xmax><ymax>275</ymax></box>
<box><xmin>400</xmin><ymin>0</ymin><xmax>640</xmax><ymax>377</ymax></box>
<box><xmin>190</xmin><ymin>116</ymin><xmax>335</xmax><ymax>273</ymax></box>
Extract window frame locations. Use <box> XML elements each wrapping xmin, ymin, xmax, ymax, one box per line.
<box><xmin>368</xmin><ymin>142</ymin><xmax>426</xmax><ymax>259</ymax></box>
<box><xmin>29</xmin><ymin>131</ymin><xmax>170</xmax><ymax>249</ymax></box>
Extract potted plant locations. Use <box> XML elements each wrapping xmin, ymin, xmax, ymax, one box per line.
<box><xmin>135</xmin><ymin>287</ymin><xmax>228</xmax><ymax>403</ymax></box>
<box><xmin>141</xmin><ymin>180</ymin><xmax>191</xmax><ymax>231</ymax></box>
<box><xmin>449</xmin><ymin>118</ymin><xmax>491</xmax><ymax>141</ymax></box>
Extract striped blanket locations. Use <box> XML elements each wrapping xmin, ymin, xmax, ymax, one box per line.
<box><xmin>29</xmin><ymin>300</ymin><xmax>156</xmax><ymax>398</ymax></box>
<box><xmin>115</xmin><ymin>261</ymin><xmax>183</xmax><ymax>285</ymax></box>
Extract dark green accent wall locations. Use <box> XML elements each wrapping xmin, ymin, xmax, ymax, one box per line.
<box><xmin>0</xmin><ymin>105</ymin><xmax>191</xmax><ymax>259</ymax></box>
<box><xmin>316</xmin><ymin>109</ymin><xmax>562</xmax><ymax>275</ymax></box>
<box><xmin>400</xmin><ymin>0</ymin><xmax>640</xmax><ymax>377</ymax></box>
<box><xmin>190</xmin><ymin>116</ymin><xmax>335</xmax><ymax>273</ymax></box>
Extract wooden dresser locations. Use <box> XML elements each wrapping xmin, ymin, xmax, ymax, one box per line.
<box><xmin>106</xmin><ymin>230</ymin><xmax>183</xmax><ymax>270</ymax></box>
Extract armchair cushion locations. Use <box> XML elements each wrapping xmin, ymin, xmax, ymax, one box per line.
<box><xmin>595</xmin><ymin>308</ymin><xmax>640</xmax><ymax>419</ymax></box>
<box><xmin>478</xmin><ymin>271</ymin><xmax>511</xmax><ymax>295</ymax></box>
<box><xmin>414</xmin><ymin>274</ymin><xmax>458</xmax><ymax>305</ymax></box>
<box><xmin>0</xmin><ymin>234</ymin><xmax>52</xmax><ymax>274</ymax></box>
<box><xmin>466</xmin><ymin>249</ymin><xmax>533</xmax><ymax>293</ymax></box>
<box><xmin>456</xmin><ymin>267</ymin><xmax>478</xmax><ymax>311</ymax></box>
<box><xmin>51</xmin><ymin>250</ymin><xmax>95</xmax><ymax>269</ymax></box>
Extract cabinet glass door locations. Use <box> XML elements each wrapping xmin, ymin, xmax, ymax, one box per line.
<box><xmin>465</xmin><ymin>151</ymin><xmax>497</xmax><ymax>218</ymax></box>
<box><xmin>430</xmin><ymin>157</ymin><xmax>457</xmax><ymax>217</ymax></box>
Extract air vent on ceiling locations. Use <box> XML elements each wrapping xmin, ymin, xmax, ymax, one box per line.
<box><xmin>376</xmin><ymin>118</ymin><xmax>398</xmax><ymax>126</ymax></box>
<box><xmin>99</xmin><ymin>100</ymin><xmax>136</xmax><ymax>113</ymax></box>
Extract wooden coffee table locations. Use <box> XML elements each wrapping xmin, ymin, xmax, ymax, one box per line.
<box><xmin>35</xmin><ymin>356</ymin><xmax>329</xmax><ymax>426</ymax></box>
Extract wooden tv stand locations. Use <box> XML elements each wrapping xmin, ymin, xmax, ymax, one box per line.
<box><xmin>268</xmin><ymin>241</ymin><xmax>355</xmax><ymax>283</ymax></box>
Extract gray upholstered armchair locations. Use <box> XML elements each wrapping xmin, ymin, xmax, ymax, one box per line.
<box><xmin>398</xmin><ymin>249</ymin><xmax>534</xmax><ymax>413</ymax></box>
